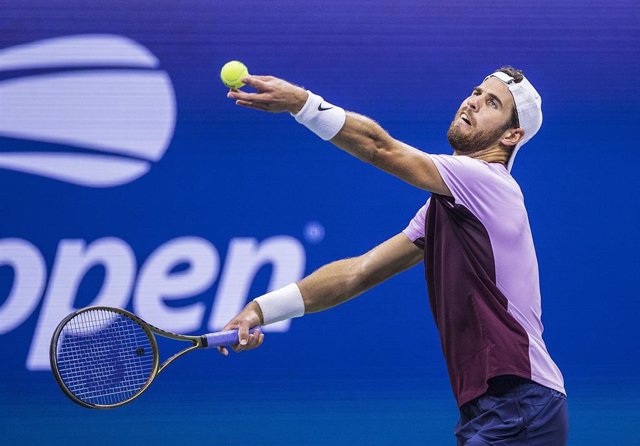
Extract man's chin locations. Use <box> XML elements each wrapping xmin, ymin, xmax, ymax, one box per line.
<box><xmin>447</xmin><ymin>128</ymin><xmax>474</xmax><ymax>154</ymax></box>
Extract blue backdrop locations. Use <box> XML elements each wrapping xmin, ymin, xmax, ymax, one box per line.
<box><xmin>1</xmin><ymin>1</ymin><xmax>638</xmax><ymax>444</ymax></box>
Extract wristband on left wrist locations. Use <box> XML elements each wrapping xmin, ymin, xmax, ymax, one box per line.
<box><xmin>291</xmin><ymin>90</ymin><xmax>346</xmax><ymax>140</ymax></box>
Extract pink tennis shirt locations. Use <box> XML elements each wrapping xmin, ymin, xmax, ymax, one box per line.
<box><xmin>403</xmin><ymin>154</ymin><xmax>565</xmax><ymax>407</ymax></box>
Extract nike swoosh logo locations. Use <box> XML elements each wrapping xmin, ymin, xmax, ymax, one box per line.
<box><xmin>318</xmin><ymin>103</ymin><xmax>334</xmax><ymax>111</ymax></box>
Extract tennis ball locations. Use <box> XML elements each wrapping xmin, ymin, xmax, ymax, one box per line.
<box><xmin>220</xmin><ymin>60</ymin><xmax>249</xmax><ymax>89</ymax></box>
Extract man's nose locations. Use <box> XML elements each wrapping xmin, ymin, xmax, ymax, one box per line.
<box><xmin>466</xmin><ymin>95</ymin><xmax>480</xmax><ymax>111</ymax></box>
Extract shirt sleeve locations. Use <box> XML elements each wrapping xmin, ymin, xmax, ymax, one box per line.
<box><xmin>402</xmin><ymin>198</ymin><xmax>430</xmax><ymax>249</ymax></box>
<box><xmin>428</xmin><ymin>154</ymin><xmax>498</xmax><ymax>218</ymax></box>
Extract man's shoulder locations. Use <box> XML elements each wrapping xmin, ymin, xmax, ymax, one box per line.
<box><xmin>429</xmin><ymin>154</ymin><xmax>513</xmax><ymax>185</ymax></box>
<box><xmin>430</xmin><ymin>153</ymin><xmax>497</xmax><ymax>170</ymax></box>
<box><xmin>429</xmin><ymin>154</ymin><xmax>524</xmax><ymax>210</ymax></box>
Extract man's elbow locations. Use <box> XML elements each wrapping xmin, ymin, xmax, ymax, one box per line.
<box><xmin>357</xmin><ymin>130</ymin><xmax>393</xmax><ymax>166</ymax></box>
<box><xmin>366</xmin><ymin>136</ymin><xmax>403</xmax><ymax>171</ymax></box>
<box><xmin>350</xmin><ymin>253</ymin><xmax>382</xmax><ymax>293</ymax></box>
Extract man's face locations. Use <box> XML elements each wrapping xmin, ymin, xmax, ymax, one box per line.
<box><xmin>447</xmin><ymin>77</ymin><xmax>517</xmax><ymax>155</ymax></box>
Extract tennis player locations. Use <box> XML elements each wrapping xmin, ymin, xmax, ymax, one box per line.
<box><xmin>220</xmin><ymin>66</ymin><xmax>568</xmax><ymax>445</ymax></box>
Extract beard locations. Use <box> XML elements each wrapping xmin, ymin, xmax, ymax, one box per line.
<box><xmin>447</xmin><ymin>115</ymin><xmax>509</xmax><ymax>155</ymax></box>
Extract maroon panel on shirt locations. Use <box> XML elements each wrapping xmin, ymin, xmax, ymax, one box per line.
<box><xmin>424</xmin><ymin>194</ymin><xmax>532</xmax><ymax>407</ymax></box>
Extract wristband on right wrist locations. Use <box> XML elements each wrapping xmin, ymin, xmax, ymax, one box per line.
<box><xmin>253</xmin><ymin>283</ymin><xmax>305</xmax><ymax>326</ymax></box>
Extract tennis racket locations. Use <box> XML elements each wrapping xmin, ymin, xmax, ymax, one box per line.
<box><xmin>49</xmin><ymin>306</ymin><xmax>260</xmax><ymax>409</ymax></box>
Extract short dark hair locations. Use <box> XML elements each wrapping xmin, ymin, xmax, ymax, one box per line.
<box><xmin>496</xmin><ymin>65</ymin><xmax>522</xmax><ymax>128</ymax></box>
<box><xmin>497</xmin><ymin>65</ymin><xmax>524</xmax><ymax>83</ymax></box>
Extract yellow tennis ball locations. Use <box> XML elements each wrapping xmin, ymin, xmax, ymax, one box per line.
<box><xmin>220</xmin><ymin>60</ymin><xmax>249</xmax><ymax>89</ymax></box>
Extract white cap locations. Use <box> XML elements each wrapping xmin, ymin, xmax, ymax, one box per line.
<box><xmin>486</xmin><ymin>71</ymin><xmax>543</xmax><ymax>171</ymax></box>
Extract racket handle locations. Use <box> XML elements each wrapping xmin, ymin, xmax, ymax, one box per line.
<box><xmin>203</xmin><ymin>327</ymin><xmax>261</xmax><ymax>348</ymax></box>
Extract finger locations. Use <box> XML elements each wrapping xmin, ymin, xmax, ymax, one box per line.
<box><xmin>232</xmin><ymin>327</ymin><xmax>261</xmax><ymax>352</ymax></box>
<box><xmin>243</xmin><ymin>333</ymin><xmax>256</xmax><ymax>350</ymax></box>
<box><xmin>251</xmin><ymin>75</ymin><xmax>275</xmax><ymax>82</ymax></box>
<box><xmin>235</xmin><ymin>100</ymin><xmax>270</xmax><ymax>111</ymax></box>
<box><xmin>247</xmin><ymin>333</ymin><xmax>264</xmax><ymax>350</ymax></box>
<box><xmin>227</xmin><ymin>90</ymin><xmax>270</xmax><ymax>103</ymax></box>
<box><xmin>241</xmin><ymin>75</ymin><xmax>271</xmax><ymax>90</ymax></box>
<box><xmin>247</xmin><ymin>330</ymin><xmax>264</xmax><ymax>350</ymax></box>
<box><xmin>231</xmin><ymin>339</ymin><xmax>247</xmax><ymax>353</ymax></box>
<box><xmin>237</xmin><ymin>323</ymin><xmax>250</xmax><ymax>346</ymax></box>
<box><xmin>217</xmin><ymin>346</ymin><xmax>229</xmax><ymax>356</ymax></box>
<box><xmin>248</xmin><ymin>330</ymin><xmax>261</xmax><ymax>348</ymax></box>
<box><xmin>221</xmin><ymin>320</ymin><xmax>239</xmax><ymax>332</ymax></box>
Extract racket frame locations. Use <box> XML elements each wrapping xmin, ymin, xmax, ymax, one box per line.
<box><xmin>50</xmin><ymin>306</ymin><xmax>211</xmax><ymax>409</ymax></box>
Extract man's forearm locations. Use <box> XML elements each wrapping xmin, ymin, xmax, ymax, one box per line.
<box><xmin>244</xmin><ymin>234</ymin><xmax>421</xmax><ymax>329</ymax></box>
<box><xmin>298</xmin><ymin>233</ymin><xmax>423</xmax><ymax>314</ymax></box>
<box><xmin>330</xmin><ymin>112</ymin><xmax>395</xmax><ymax>165</ymax></box>
<box><xmin>288</xmin><ymin>89</ymin><xmax>400</xmax><ymax>169</ymax></box>
<box><xmin>298</xmin><ymin>257</ymin><xmax>367</xmax><ymax>314</ymax></box>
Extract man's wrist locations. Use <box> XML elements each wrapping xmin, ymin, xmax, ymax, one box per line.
<box><xmin>253</xmin><ymin>283</ymin><xmax>305</xmax><ymax>326</ymax></box>
<box><xmin>248</xmin><ymin>301</ymin><xmax>265</xmax><ymax>326</ymax></box>
<box><xmin>291</xmin><ymin>91</ymin><xmax>346</xmax><ymax>140</ymax></box>
<box><xmin>288</xmin><ymin>88</ymin><xmax>309</xmax><ymax>115</ymax></box>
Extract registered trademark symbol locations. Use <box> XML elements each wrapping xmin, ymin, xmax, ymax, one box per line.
<box><xmin>303</xmin><ymin>221</ymin><xmax>325</xmax><ymax>244</ymax></box>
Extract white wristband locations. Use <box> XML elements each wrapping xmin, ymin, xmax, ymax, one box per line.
<box><xmin>292</xmin><ymin>90</ymin><xmax>346</xmax><ymax>140</ymax></box>
<box><xmin>254</xmin><ymin>283</ymin><xmax>305</xmax><ymax>326</ymax></box>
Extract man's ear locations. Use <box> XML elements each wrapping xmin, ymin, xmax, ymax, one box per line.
<box><xmin>501</xmin><ymin>128</ymin><xmax>525</xmax><ymax>147</ymax></box>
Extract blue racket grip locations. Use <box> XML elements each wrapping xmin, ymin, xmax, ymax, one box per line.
<box><xmin>203</xmin><ymin>327</ymin><xmax>262</xmax><ymax>348</ymax></box>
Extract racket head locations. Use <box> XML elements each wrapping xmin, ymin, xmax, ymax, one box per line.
<box><xmin>50</xmin><ymin>306</ymin><xmax>159</xmax><ymax>409</ymax></box>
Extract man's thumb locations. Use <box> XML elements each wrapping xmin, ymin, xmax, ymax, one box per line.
<box><xmin>238</xmin><ymin>324</ymin><xmax>250</xmax><ymax>345</ymax></box>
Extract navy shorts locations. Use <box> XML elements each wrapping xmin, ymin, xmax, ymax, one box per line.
<box><xmin>455</xmin><ymin>376</ymin><xmax>568</xmax><ymax>446</ymax></box>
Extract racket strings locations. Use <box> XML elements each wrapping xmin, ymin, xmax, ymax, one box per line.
<box><xmin>55</xmin><ymin>309</ymin><xmax>155</xmax><ymax>406</ymax></box>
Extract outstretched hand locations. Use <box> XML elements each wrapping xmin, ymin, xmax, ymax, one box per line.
<box><xmin>227</xmin><ymin>75</ymin><xmax>308</xmax><ymax>114</ymax></box>
<box><xmin>217</xmin><ymin>301</ymin><xmax>265</xmax><ymax>356</ymax></box>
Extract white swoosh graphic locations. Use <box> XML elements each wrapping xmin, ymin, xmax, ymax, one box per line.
<box><xmin>0</xmin><ymin>34</ymin><xmax>158</xmax><ymax>71</ymax></box>
<box><xmin>0</xmin><ymin>153</ymin><xmax>149</xmax><ymax>188</ymax></box>
<box><xmin>0</xmin><ymin>35</ymin><xmax>176</xmax><ymax>187</ymax></box>
<box><xmin>0</xmin><ymin>70</ymin><xmax>175</xmax><ymax>160</ymax></box>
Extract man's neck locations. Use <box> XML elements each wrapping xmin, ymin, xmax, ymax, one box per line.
<box><xmin>453</xmin><ymin>146</ymin><xmax>511</xmax><ymax>166</ymax></box>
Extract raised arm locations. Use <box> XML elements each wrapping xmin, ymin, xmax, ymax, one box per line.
<box><xmin>227</xmin><ymin>75</ymin><xmax>451</xmax><ymax>196</ymax></box>
<box><xmin>218</xmin><ymin>233</ymin><xmax>423</xmax><ymax>354</ymax></box>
